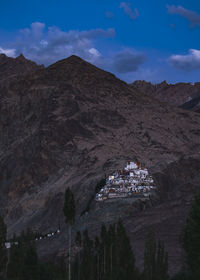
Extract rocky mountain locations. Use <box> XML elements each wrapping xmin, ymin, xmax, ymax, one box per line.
<box><xmin>0</xmin><ymin>55</ymin><xmax>200</xmax><ymax>276</ymax></box>
<box><xmin>131</xmin><ymin>80</ymin><xmax>200</xmax><ymax>108</ymax></box>
<box><xmin>180</xmin><ymin>95</ymin><xmax>200</xmax><ymax>113</ymax></box>
<box><xmin>0</xmin><ymin>53</ymin><xmax>44</xmax><ymax>85</ymax></box>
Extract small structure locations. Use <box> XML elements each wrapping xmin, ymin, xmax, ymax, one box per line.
<box><xmin>96</xmin><ymin>160</ymin><xmax>156</xmax><ymax>201</ymax></box>
<box><xmin>5</xmin><ymin>242</ymin><xmax>11</xmax><ymax>249</ymax></box>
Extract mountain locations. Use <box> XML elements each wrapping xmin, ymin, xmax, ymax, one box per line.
<box><xmin>131</xmin><ymin>80</ymin><xmax>200</xmax><ymax>107</ymax></box>
<box><xmin>180</xmin><ymin>95</ymin><xmax>200</xmax><ymax>113</ymax></box>
<box><xmin>0</xmin><ymin>55</ymin><xmax>200</xmax><ymax>275</ymax></box>
<box><xmin>0</xmin><ymin>53</ymin><xmax>44</xmax><ymax>85</ymax></box>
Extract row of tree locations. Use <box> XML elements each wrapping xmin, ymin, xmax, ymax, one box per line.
<box><xmin>63</xmin><ymin>187</ymin><xmax>169</xmax><ymax>280</ymax></box>
<box><xmin>1</xmin><ymin>185</ymin><xmax>200</xmax><ymax>279</ymax></box>
<box><xmin>0</xmin><ymin>187</ymin><xmax>169</xmax><ymax>279</ymax></box>
<box><xmin>0</xmin><ymin>219</ymin><xmax>169</xmax><ymax>280</ymax></box>
<box><xmin>0</xmin><ymin>225</ymin><xmax>67</xmax><ymax>280</ymax></box>
<box><xmin>71</xmin><ymin>221</ymin><xmax>169</xmax><ymax>280</ymax></box>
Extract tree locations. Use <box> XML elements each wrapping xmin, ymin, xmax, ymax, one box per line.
<box><xmin>80</xmin><ymin>230</ymin><xmax>94</xmax><ymax>280</ymax></box>
<box><xmin>100</xmin><ymin>224</ymin><xmax>107</xmax><ymax>277</ymax></box>
<box><xmin>156</xmin><ymin>240</ymin><xmax>169</xmax><ymax>280</ymax></box>
<box><xmin>7</xmin><ymin>229</ymin><xmax>39</xmax><ymax>280</ymax></box>
<box><xmin>63</xmin><ymin>188</ymin><xmax>76</xmax><ymax>280</ymax></box>
<box><xmin>70</xmin><ymin>221</ymin><xmax>140</xmax><ymax>280</ymax></box>
<box><xmin>108</xmin><ymin>224</ymin><xmax>116</xmax><ymax>280</ymax></box>
<box><xmin>0</xmin><ymin>216</ymin><xmax>7</xmax><ymax>279</ymax></box>
<box><xmin>143</xmin><ymin>229</ymin><xmax>169</xmax><ymax>280</ymax></box>
<box><xmin>116</xmin><ymin>219</ymin><xmax>138</xmax><ymax>280</ymax></box>
<box><xmin>75</xmin><ymin>231</ymin><xmax>82</xmax><ymax>280</ymax></box>
<box><xmin>143</xmin><ymin>230</ymin><xmax>156</xmax><ymax>280</ymax></box>
<box><xmin>183</xmin><ymin>187</ymin><xmax>200</xmax><ymax>279</ymax></box>
<box><xmin>7</xmin><ymin>240</ymin><xmax>22</xmax><ymax>279</ymax></box>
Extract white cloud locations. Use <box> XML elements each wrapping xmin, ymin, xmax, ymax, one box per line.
<box><xmin>9</xmin><ymin>22</ymin><xmax>115</xmax><ymax>65</ymax></box>
<box><xmin>169</xmin><ymin>49</ymin><xmax>200</xmax><ymax>70</ymax></box>
<box><xmin>120</xmin><ymin>2</ymin><xmax>139</xmax><ymax>20</ymax></box>
<box><xmin>0</xmin><ymin>47</ymin><xmax>16</xmax><ymax>57</ymax></box>
<box><xmin>89</xmin><ymin>48</ymin><xmax>101</xmax><ymax>58</ymax></box>
<box><xmin>0</xmin><ymin>22</ymin><xmax>146</xmax><ymax>77</ymax></box>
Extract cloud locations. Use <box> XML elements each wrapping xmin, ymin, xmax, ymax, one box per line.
<box><xmin>0</xmin><ymin>47</ymin><xmax>16</xmax><ymax>57</ymax></box>
<box><xmin>120</xmin><ymin>2</ymin><xmax>139</xmax><ymax>20</ymax></box>
<box><xmin>0</xmin><ymin>22</ymin><xmax>146</xmax><ymax>76</ymax></box>
<box><xmin>112</xmin><ymin>49</ymin><xmax>146</xmax><ymax>73</ymax></box>
<box><xmin>88</xmin><ymin>48</ymin><xmax>101</xmax><ymax>58</ymax></box>
<box><xmin>169</xmin><ymin>49</ymin><xmax>200</xmax><ymax>70</ymax></box>
<box><xmin>167</xmin><ymin>5</ymin><xmax>200</xmax><ymax>27</ymax></box>
<box><xmin>7</xmin><ymin>22</ymin><xmax>115</xmax><ymax>65</ymax></box>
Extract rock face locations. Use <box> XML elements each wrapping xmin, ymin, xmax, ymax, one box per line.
<box><xmin>180</xmin><ymin>95</ymin><xmax>200</xmax><ymax>113</ymax></box>
<box><xmin>0</xmin><ymin>54</ymin><xmax>43</xmax><ymax>86</ymax></box>
<box><xmin>131</xmin><ymin>80</ymin><xmax>200</xmax><ymax>108</ymax></box>
<box><xmin>0</xmin><ymin>55</ymin><xmax>200</xmax><ymax>275</ymax></box>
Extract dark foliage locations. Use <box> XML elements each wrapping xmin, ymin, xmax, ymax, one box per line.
<box><xmin>81</xmin><ymin>178</ymin><xmax>106</xmax><ymax>216</ymax></box>
<box><xmin>72</xmin><ymin>219</ymin><xmax>139</xmax><ymax>280</ymax></box>
<box><xmin>63</xmin><ymin>188</ymin><xmax>76</xmax><ymax>226</ymax></box>
<box><xmin>142</xmin><ymin>229</ymin><xmax>169</xmax><ymax>280</ymax></box>
<box><xmin>0</xmin><ymin>216</ymin><xmax>7</xmax><ymax>279</ymax></box>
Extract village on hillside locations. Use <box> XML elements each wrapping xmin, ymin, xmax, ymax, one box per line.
<box><xmin>96</xmin><ymin>161</ymin><xmax>156</xmax><ymax>201</ymax></box>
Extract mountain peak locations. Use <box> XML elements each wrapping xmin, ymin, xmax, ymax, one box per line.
<box><xmin>0</xmin><ymin>53</ymin><xmax>8</xmax><ymax>62</ymax></box>
<box><xmin>0</xmin><ymin>53</ymin><xmax>43</xmax><ymax>83</ymax></box>
<box><xmin>0</xmin><ymin>53</ymin><xmax>7</xmax><ymax>58</ymax></box>
<box><xmin>66</xmin><ymin>55</ymin><xmax>84</xmax><ymax>62</ymax></box>
<box><xmin>45</xmin><ymin>54</ymin><xmax>117</xmax><ymax>84</ymax></box>
<box><xmin>16</xmin><ymin>53</ymin><xmax>26</xmax><ymax>60</ymax></box>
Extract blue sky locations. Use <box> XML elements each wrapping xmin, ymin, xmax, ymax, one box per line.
<box><xmin>0</xmin><ymin>0</ymin><xmax>200</xmax><ymax>83</ymax></box>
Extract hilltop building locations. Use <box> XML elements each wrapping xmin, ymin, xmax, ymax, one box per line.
<box><xmin>96</xmin><ymin>161</ymin><xmax>156</xmax><ymax>201</ymax></box>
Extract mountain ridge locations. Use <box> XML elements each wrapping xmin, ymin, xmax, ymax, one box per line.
<box><xmin>0</xmin><ymin>53</ymin><xmax>44</xmax><ymax>86</ymax></box>
<box><xmin>0</xmin><ymin>55</ymin><xmax>200</xmax><ymax>275</ymax></box>
<box><xmin>131</xmin><ymin>80</ymin><xmax>200</xmax><ymax>109</ymax></box>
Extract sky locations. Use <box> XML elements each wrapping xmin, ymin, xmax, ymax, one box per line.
<box><xmin>0</xmin><ymin>0</ymin><xmax>200</xmax><ymax>84</ymax></box>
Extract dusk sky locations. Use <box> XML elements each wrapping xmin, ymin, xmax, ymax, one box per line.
<box><xmin>0</xmin><ymin>0</ymin><xmax>200</xmax><ymax>83</ymax></box>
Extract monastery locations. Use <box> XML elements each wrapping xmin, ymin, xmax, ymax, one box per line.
<box><xmin>96</xmin><ymin>161</ymin><xmax>156</xmax><ymax>201</ymax></box>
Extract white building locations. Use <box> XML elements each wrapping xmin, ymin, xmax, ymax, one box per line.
<box><xmin>125</xmin><ymin>162</ymin><xmax>138</xmax><ymax>170</ymax></box>
<box><xmin>5</xmin><ymin>242</ymin><xmax>11</xmax><ymax>249</ymax></box>
<box><xmin>96</xmin><ymin>160</ymin><xmax>155</xmax><ymax>201</ymax></box>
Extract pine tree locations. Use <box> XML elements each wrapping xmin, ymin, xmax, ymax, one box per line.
<box><xmin>143</xmin><ymin>229</ymin><xmax>169</xmax><ymax>280</ymax></box>
<box><xmin>75</xmin><ymin>231</ymin><xmax>82</xmax><ymax>280</ymax></box>
<box><xmin>7</xmin><ymin>229</ymin><xmax>39</xmax><ymax>280</ymax></box>
<box><xmin>94</xmin><ymin>236</ymin><xmax>100</xmax><ymax>280</ymax></box>
<box><xmin>0</xmin><ymin>216</ymin><xmax>7</xmax><ymax>279</ymax></box>
<box><xmin>7</xmin><ymin>240</ymin><xmax>21</xmax><ymax>279</ymax></box>
<box><xmin>23</xmin><ymin>240</ymin><xmax>39</xmax><ymax>280</ymax></box>
<box><xmin>116</xmin><ymin>219</ymin><xmax>137</xmax><ymax>280</ymax></box>
<box><xmin>143</xmin><ymin>229</ymin><xmax>156</xmax><ymax>280</ymax></box>
<box><xmin>183</xmin><ymin>187</ymin><xmax>200</xmax><ymax>279</ymax></box>
<box><xmin>63</xmin><ymin>187</ymin><xmax>76</xmax><ymax>280</ymax></box>
<box><xmin>80</xmin><ymin>230</ymin><xmax>94</xmax><ymax>280</ymax></box>
<box><xmin>108</xmin><ymin>224</ymin><xmax>116</xmax><ymax>280</ymax></box>
<box><xmin>156</xmin><ymin>240</ymin><xmax>169</xmax><ymax>280</ymax></box>
<box><xmin>100</xmin><ymin>224</ymin><xmax>107</xmax><ymax>278</ymax></box>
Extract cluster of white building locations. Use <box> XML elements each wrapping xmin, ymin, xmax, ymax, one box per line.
<box><xmin>4</xmin><ymin>229</ymin><xmax>61</xmax><ymax>249</ymax></box>
<box><xmin>96</xmin><ymin>161</ymin><xmax>156</xmax><ymax>201</ymax></box>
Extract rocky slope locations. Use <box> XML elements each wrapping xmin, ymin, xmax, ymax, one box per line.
<box><xmin>131</xmin><ymin>80</ymin><xmax>200</xmax><ymax>108</ymax></box>
<box><xmin>180</xmin><ymin>95</ymin><xmax>200</xmax><ymax>113</ymax></box>
<box><xmin>0</xmin><ymin>53</ymin><xmax>43</xmax><ymax>86</ymax></box>
<box><xmin>0</xmin><ymin>55</ymin><xmax>200</xmax><ymax>275</ymax></box>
